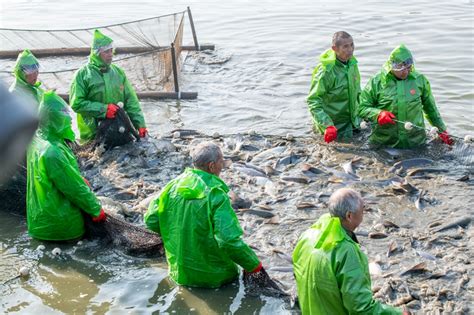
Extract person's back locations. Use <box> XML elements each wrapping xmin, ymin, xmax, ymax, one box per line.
<box><xmin>293</xmin><ymin>189</ymin><xmax>404</xmax><ymax>315</ymax></box>
<box><xmin>27</xmin><ymin>91</ymin><xmax>105</xmax><ymax>241</ymax></box>
<box><xmin>145</xmin><ymin>142</ymin><xmax>262</xmax><ymax>288</ymax></box>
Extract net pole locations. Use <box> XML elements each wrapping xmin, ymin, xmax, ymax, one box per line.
<box><xmin>187</xmin><ymin>6</ymin><xmax>199</xmax><ymax>51</ymax></box>
<box><xmin>171</xmin><ymin>43</ymin><xmax>180</xmax><ymax>93</ymax></box>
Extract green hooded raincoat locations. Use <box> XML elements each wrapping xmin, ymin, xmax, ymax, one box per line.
<box><xmin>9</xmin><ymin>49</ymin><xmax>44</xmax><ymax>108</ymax></box>
<box><xmin>292</xmin><ymin>213</ymin><xmax>402</xmax><ymax>315</ymax></box>
<box><xmin>145</xmin><ymin>168</ymin><xmax>260</xmax><ymax>288</ymax></box>
<box><xmin>69</xmin><ymin>30</ymin><xmax>146</xmax><ymax>143</ymax></box>
<box><xmin>358</xmin><ymin>44</ymin><xmax>447</xmax><ymax>148</ymax></box>
<box><xmin>307</xmin><ymin>49</ymin><xmax>361</xmax><ymax>139</ymax></box>
<box><xmin>26</xmin><ymin>91</ymin><xmax>101</xmax><ymax>241</ymax></box>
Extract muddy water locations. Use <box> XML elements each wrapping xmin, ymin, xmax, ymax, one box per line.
<box><xmin>1</xmin><ymin>0</ymin><xmax>473</xmax><ymax>314</ymax></box>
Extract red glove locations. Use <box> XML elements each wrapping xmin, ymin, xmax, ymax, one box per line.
<box><xmin>139</xmin><ymin>127</ymin><xmax>148</xmax><ymax>138</ymax></box>
<box><xmin>83</xmin><ymin>177</ymin><xmax>91</xmax><ymax>188</ymax></box>
<box><xmin>377</xmin><ymin>110</ymin><xmax>396</xmax><ymax>125</ymax></box>
<box><xmin>324</xmin><ymin>126</ymin><xmax>338</xmax><ymax>143</ymax></box>
<box><xmin>247</xmin><ymin>261</ymin><xmax>263</xmax><ymax>273</ymax></box>
<box><xmin>106</xmin><ymin>104</ymin><xmax>119</xmax><ymax>119</ymax></box>
<box><xmin>92</xmin><ymin>208</ymin><xmax>107</xmax><ymax>223</ymax></box>
<box><xmin>439</xmin><ymin>130</ymin><xmax>454</xmax><ymax>145</ymax></box>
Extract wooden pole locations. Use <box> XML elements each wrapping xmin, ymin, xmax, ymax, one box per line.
<box><xmin>170</xmin><ymin>43</ymin><xmax>179</xmax><ymax>93</ymax></box>
<box><xmin>0</xmin><ymin>45</ymin><xmax>214</xmax><ymax>59</ymax></box>
<box><xmin>187</xmin><ymin>6</ymin><xmax>200</xmax><ymax>51</ymax></box>
<box><xmin>58</xmin><ymin>91</ymin><xmax>197</xmax><ymax>101</ymax></box>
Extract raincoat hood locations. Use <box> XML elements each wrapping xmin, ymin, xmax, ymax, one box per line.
<box><xmin>13</xmin><ymin>49</ymin><xmax>41</xmax><ymax>87</ymax></box>
<box><xmin>383</xmin><ymin>44</ymin><xmax>415</xmax><ymax>74</ymax></box>
<box><xmin>310</xmin><ymin>213</ymin><xmax>347</xmax><ymax>251</ymax></box>
<box><xmin>175</xmin><ymin>168</ymin><xmax>229</xmax><ymax>200</ymax></box>
<box><xmin>319</xmin><ymin>48</ymin><xmax>357</xmax><ymax>67</ymax></box>
<box><xmin>89</xmin><ymin>29</ymin><xmax>113</xmax><ymax>69</ymax></box>
<box><xmin>38</xmin><ymin>91</ymin><xmax>75</xmax><ymax>142</ymax></box>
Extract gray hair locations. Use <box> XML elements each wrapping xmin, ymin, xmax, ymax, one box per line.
<box><xmin>191</xmin><ymin>141</ymin><xmax>222</xmax><ymax>169</ymax></box>
<box><xmin>332</xmin><ymin>31</ymin><xmax>352</xmax><ymax>47</ymax></box>
<box><xmin>328</xmin><ymin>188</ymin><xmax>364</xmax><ymax>219</ymax></box>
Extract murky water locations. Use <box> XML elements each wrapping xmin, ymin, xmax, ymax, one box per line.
<box><xmin>1</xmin><ymin>0</ymin><xmax>473</xmax><ymax>314</ymax></box>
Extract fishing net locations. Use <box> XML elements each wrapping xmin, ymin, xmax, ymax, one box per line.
<box><xmin>0</xmin><ymin>11</ymin><xmax>185</xmax><ymax>94</ymax></box>
<box><xmin>0</xmin><ymin>163</ymin><xmax>26</xmax><ymax>215</ymax></box>
<box><xmin>243</xmin><ymin>268</ymin><xmax>288</xmax><ymax>298</ymax></box>
<box><xmin>82</xmin><ymin>212</ymin><xmax>164</xmax><ymax>257</ymax></box>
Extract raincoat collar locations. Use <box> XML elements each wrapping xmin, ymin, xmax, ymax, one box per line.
<box><xmin>310</xmin><ymin>213</ymin><xmax>356</xmax><ymax>251</ymax></box>
<box><xmin>88</xmin><ymin>30</ymin><xmax>113</xmax><ymax>70</ymax></box>
<box><xmin>319</xmin><ymin>48</ymin><xmax>358</xmax><ymax>68</ymax></box>
<box><xmin>175</xmin><ymin>168</ymin><xmax>229</xmax><ymax>200</ymax></box>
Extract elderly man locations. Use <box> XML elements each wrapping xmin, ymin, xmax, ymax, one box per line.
<box><xmin>293</xmin><ymin>188</ymin><xmax>408</xmax><ymax>315</ymax></box>
<box><xmin>9</xmin><ymin>49</ymin><xmax>44</xmax><ymax>108</ymax></box>
<box><xmin>27</xmin><ymin>91</ymin><xmax>106</xmax><ymax>241</ymax></box>
<box><xmin>307</xmin><ymin>31</ymin><xmax>361</xmax><ymax>143</ymax></box>
<box><xmin>69</xmin><ymin>29</ymin><xmax>147</xmax><ymax>144</ymax></box>
<box><xmin>145</xmin><ymin>141</ymin><xmax>265</xmax><ymax>288</ymax></box>
<box><xmin>358</xmin><ymin>44</ymin><xmax>452</xmax><ymax>148</ymax></box>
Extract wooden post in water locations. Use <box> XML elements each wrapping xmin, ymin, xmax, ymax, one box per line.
<box><xmin>187</xmin><ymin>6</ymin><xmax>200</xmax><ymax>51</ymax></box>
<box><xmin>170</xmin><ymin>43</ymin><xmax>180</xmax><ymax>94</ymax></box>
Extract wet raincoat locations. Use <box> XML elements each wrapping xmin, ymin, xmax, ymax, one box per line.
<box><xmin>26</xmin><ymin>91</ymin><xmax>101</xmax><ymax>241</ymax></box>
<box><xmin>292</xmin><ymin>213</ymin><xmax>402</xmax><ymax>315</ymax></box>
<box><xmin>9</xmin><ymin>49</ymin><xmax>43</xmax><ymax>108</ymax></box>
<box><xmin>358</xmin><ymin>44</ymin><xmax>447</xmax><ymax>148</ymax></box>
<box><xmin>69</xmin><ymin>30</ymin><xmax>146</xmax><ymax>143</ymax></box>
<box><xmin>307</xmin><ymin>49</ymin><xmax>361</xmax><ymax>139</ymax></box>
<box><xmin>145</xmin><ymin>168</ymin><xmax>260</xmax><ymax>288</ymax></box>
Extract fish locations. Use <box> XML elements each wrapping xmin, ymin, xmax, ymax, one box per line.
<box><xmin>415</xmin><ymin>250</ymin><xmax>437</xmax><ymax>261</ymax></box>
<box><xmin>368</xmin><ymin>232</ymin><xmax>388</xmax><ymax>239</ymax></box>
<box><xmin>433</xmin><ymin>216</ymin><xmax>472</xmax><ymax>232</ymax></box>
<box><xmin>93</xmin><ymin>107</ymin><xmax>139</xmax><ymax>150</ymax></box>
<box><xmin>251</xmin><ymin>146</ymin><xmax>286</xmax><ymax>165</ymax></box>
<box><xmin>239</xmin><ymin>208</ymin><xmax>275</xmax><ymax>218</ymax></box>
<box><xmin>407</xmin><ymin>168</ymin><xmax>449</xmax><ymax>177</ymax></box>
<box><xmin>170</xmin><ymin>129</ymin><xmax>201</xmax><ymax>137</ymax></box>
<box><xmin>268</xmin><ymin>266</ymin><xmax>294</xmax><ymax>273</ymax></box>
<box><xmin>272</xmin><ymin>249</ymin><xmax>293</xmax><ymax>264</ymax></box>
<box><xmin>382</xmin><ymin>220</ymin><xmax>400</xmax><ymax>229</ymax></box>
<box><xmin>390</xmin><ymin>179</ymin><xmax>417</xmax><ymax>194</ymax></box>
<box><xmin>415</xmin><ymin>189</ymin><xmax>424</xmax><ymax>210</ymax></box>
<box><xmin>281</xmin><ymin>176</ymin><xmax>310</xmax><ymax>184</ymax></box>
<box><xmin>399</xmin><ymin>262</ymin><xmax>427</xmax><ymax>276</ymax></box>
<box><xmin>386</xmin><ymin>241</ymin><xmax>398</xmax><ymax>257</ymax></box>
<box><xmin>229</xmin><ymin>191</ymin><xmax>252</xmax><ymax>210</ymax></box>
<box><xmin>233</xmin><ymin>164</ymin><xmax>267</xmax><ymax>177</ymax></box>
<box><xmin>274</xmin><ymin>153</ymin><xmax>302</xmax><ymax>170</ymax></box>
<box><xmin>341</xmin><ymin>157</ymin><xmax>361</xmax><ymax>177</ymax></box>
<box><xmin>369</xmin><ymin>262</ymin><xmax>383</xmax><ymax>276</ymax></box>
<box><xmin>389</xmin><ymin>158</ymin><xmax>434</xmax><ymax>173</ymax></box>
<box><xmin>296</xmin><ymin>202</ymin><xmax>318</xmax><ymax>209</ymax></box>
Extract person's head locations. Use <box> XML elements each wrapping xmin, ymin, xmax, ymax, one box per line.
<box><xmin>328</xmin><ymin>188</ymin><xmax>364</xmax><ymax>231</ymax></box>
<box><xmin>191</xmin><ymin>141</ymin><xmax>224</xmax><ymax>177</ymax></box>
<box><xmin>13</xmin><ymin>49</ymin><xmax>40</xmax><ymax>85</ymax></box>
<box><xmin>38</xmin><ymin>90</ymin><xmax>75</xmax><ymax>142</ymax></box>
<box><xmin>91</xmin><ymin>29</ymin><xmax>114</xmax><ymax>65</ymax></box>
<box><xmin>387</xmin><ymin>44</ymin><xmax>414</xmax><ymax>80</ymax></box>
<box><xmin>332</xmin><ymin>31</ymin><xmax>354</xmax><ymax>63</ymax></box>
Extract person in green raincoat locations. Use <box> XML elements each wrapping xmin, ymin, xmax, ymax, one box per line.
<box><xmin>26</xmin><ymin>90</ymin><xmax>106</xmax><ymax>241</ymax></box>
<box><xmin>69</xmin><ymin>29</ymin><xmax>147</xmax><ymax>143</ymax></box>
<box><xmin>358</xmin><ymin>44</ymin><xmax>453</xmax><ymax>148</ymax></box>
<box><xmin>9</xmin><ymin>49</ymin><xmax>44</xmax><ymax>108</ymax></box>
<box><xmin>145</xmin><ymin>141</ymin><xmax>265</xmax><ymax>288</ymax></box>
<box><xmin>307</xmin><ymin>31</ymin><xmax>361</xmax><ymax>143</ymax></box>
<box><xmin>293</xmin><ymin>188</ymin><xmax>409</xmax><ymax>315</ymax></box>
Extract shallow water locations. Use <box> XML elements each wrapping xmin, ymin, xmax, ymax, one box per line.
<box><xmin>0</xmin><ymin>0</ymin><xmax>473</xmax><ymax>314</ymax></box>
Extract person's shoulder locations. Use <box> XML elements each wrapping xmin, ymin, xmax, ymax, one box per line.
<box><xmin>110</xmin><ymin>64</ymin><xmax>127</xmax><ymax>75</ymax></box>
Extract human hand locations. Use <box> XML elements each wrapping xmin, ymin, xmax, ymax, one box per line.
<box><xmin>377</xmin><ymin>110</ymin><xmax>396</xmax><ymax>126</ymax></box>
<box><xmin>139</xmin><ymin>127</ymin><xmax>148</xmax><ymax>138</ymax></box>
<box><xmin>92</xmin><ymin>208</ymin><xmax>107</xmax><ymax>223</ymax></box>
<box><xmin>439</xmin><ymin>130</ymin><xmax>454</xmax><ymax>145</ymax></box>
<box><xmin>106</xmin><ymin>104</ymin><xmax>119</xmax><ymax>119</ymax></box>
<box><xmin>324</xmin><ymin>126</ymin><xmax>338</xmax><ymax>143</ymax></box>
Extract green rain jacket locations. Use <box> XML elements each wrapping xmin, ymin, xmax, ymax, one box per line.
<box><xmin>69</xmin><ymin>30</ymin><xmax>146</xmax><ymax>143</ymax></box>
<box><xmin>145</xmin><ymin>168</ymin><xmax>260</xmax><ymax>288</ymax></box>
<box><xmin>9</xmin><ymin>49</ymin><xmax>44</xmax><ymax>108</ymax></box>
<box><xmin>292</xmin><ymin>213</ymin><xmax>402</xmax><ymax>315</ymax></box>
<box><xmin>26</xmin><ymin>91</ymin><xmax>101</xmax><ymax>241</ymax></box>
<box><xmin>307</xmin><ymin>49</ymin><xmax>361</xmax><ymax>139</ymax></box>
<box><xmin>358</xmin><ymin>44</ymin><xmax>447</xmax><ymax>148</ymax></box>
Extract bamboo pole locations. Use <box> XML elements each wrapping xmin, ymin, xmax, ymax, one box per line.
<box><xmin>170</xmin><ymin>43</ymin><xmax>179</xmax><ymax>93</ymax></box>
<box><xmin>187</xmin><ymin>6</ymin><xmax>199</xmax><ymax>51</ymax></box>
